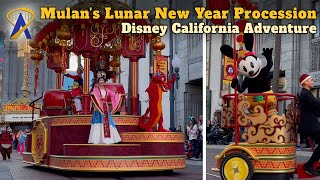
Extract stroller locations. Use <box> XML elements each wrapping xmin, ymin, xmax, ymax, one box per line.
<box><xmin>185</xmin><ymin>140</ymin><xmax>194</xmax><ymax>159</ymax></box>
<box><xmin>207</xmin><ymin>123</ymin><xmax>232</xmax><ymax>145</ymax></box>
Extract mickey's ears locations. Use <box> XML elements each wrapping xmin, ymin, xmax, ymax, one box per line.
<box><xmin>244</xmin><ymin>33</ymin><xmax>254</xmax><ymax>52</ymax></box>
<box><xmin>220</xmin><ymin>45</ymin><xmax>234</xmax><ymax>59</ymax></box>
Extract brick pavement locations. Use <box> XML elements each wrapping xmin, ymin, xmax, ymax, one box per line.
<box><xmin>0</xmin><ymin>151</ymin><xmax>202</xmax><ymax>180</ymax></box>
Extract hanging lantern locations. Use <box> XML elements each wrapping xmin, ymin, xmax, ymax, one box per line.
<box><xmin>56</xmin><ymin>24</ymin><xmax>72</xmax><ymax>74</ymax></box>
<box><xmin>243</xmin><ymin>0</ymin><xmax>250</xmax><ymax>9</ymax></box>
<box><xmin>109</xmin><ymin>54</ymin><xmax>121</xmax><ymax>82</ymax></box>
<box><xmin>221</xmin><ymin>0</ymin><xmax>231</xmax><ymax>10</ymax></box>
<box><xmin>238</xmin><ymin>0</ymin><xmax>246</xmax><ymax>6</ymax></box>
<box><xmin>29</xmin><ymin>39</ymin><xmax>44</xmax><ymax>96</ymax></box>
<box><xmin>236</xmin><ymin>33</ymin><xmax>245</xmax><ymax>49</ymax></box>
<box><xmin>207</xmin><ymin>0</ymin><xmax>230</xmax><ymax>25</ymax></box>
<box><xmin>236</xmin><ymin>34</ymin><xmax>244</xmax><ymax>43</ymax></box>
<box><xmin>212</xmin><ymin>19</ymin><xmax>225</xmax><ymax>25</ymax></box>
<box><xmin>152</xmin><ymin>36</ymin><xmax>166</xmax><ymax>55</ymax></box>
<box><xmin>251</xmin><ymin>4</ymin><xmax>258</xmax><ymax>11</ymax></box>
<box><xmin>235</xmin><ymin>20</ymin><xmax>247</xmax><ymax>32</ymax></box>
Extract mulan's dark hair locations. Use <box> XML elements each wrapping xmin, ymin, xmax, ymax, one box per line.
<box><xmin>96</xmin><ymin>69</ymin><xmax>112</xmax><ymax>80</ymax></box>
<box><xmin>97</xmin><ymin>77</ymin><xmax>106</xmax><ymax>83</ymax></box>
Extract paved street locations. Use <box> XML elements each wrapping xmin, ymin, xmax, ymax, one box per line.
<box><xmin>0</xmin><ymin>152</ymin><xmax>202</xmax><ymax>180</ymax></box>
<box><xmin>206</xmin><ymin>144</ymin><xmax>319</xmax><ymax>180</ymax></box>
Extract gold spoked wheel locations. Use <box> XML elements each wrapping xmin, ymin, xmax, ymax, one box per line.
<box><xmin>220</xmin><ymin>153</ymin><xmax>253</xmax><ymax>180</ymax></box>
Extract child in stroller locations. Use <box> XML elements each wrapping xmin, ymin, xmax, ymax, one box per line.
<box><xmin>185</xmin><ymin>140</ymin><xmax>194</xmax><ymax>159</ymax></box>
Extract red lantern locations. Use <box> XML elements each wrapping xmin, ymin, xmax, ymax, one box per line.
<box><xmin>208</xmin><ymin>0</ymin><xmax>230</xmax><ymax>25</ymax></box>
<box><xmin>221</xmin><ymin>0</ymin><xmax>231</xmax><ymax>10</ymax></box>
<box><xmin>235</xmin><ymin>20</ymin><xmax>247</xmax><ymax>32</ymax></box>
<box><xmin>29</xmin><ymin>39</ymin><xmax>44</xmax><ymax>96</ymax></box>
<box><xmin>251</xmin><ymin>4</ymin><xmax>258</xmax><ymax>11</ymax></box>
<box><xmin>207</xmin><ymin>0</ymin><xmax>221</xmax><ymax>10</ymax></box>
<box><xmin>236</xmin><ymin>34</ymin><xmax>244</xmax><ymax>43</ymax></box>
<box><xmin>244</xmin><ymin>0</ymin><xmax>251</xmax><ymax>10</ymax></box>
<box><xmin>207</xmin><ymin>0</ymin><xmax>230</xmax><ymax>10</ymax></box>
<box><xmin>238</xmin><ymin>0</ymin><xmax>246</xmax><ymax>6</ymax></box>
<box><xmin>212</xmin><ymin>19</ymin><xmax>225</xmax><ymax>25</ymax></box>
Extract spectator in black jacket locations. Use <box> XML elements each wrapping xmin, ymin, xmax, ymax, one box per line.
<box><xmin>299</xmin><ymin>74</ymin><xmax>320</xmax><ymax>176</ymax></box>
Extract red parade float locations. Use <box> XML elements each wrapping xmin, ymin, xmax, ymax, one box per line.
<box><xmin>22</xmin><ymin>0</ymin><xmax>185</xmax><ymax>172</ymax></box>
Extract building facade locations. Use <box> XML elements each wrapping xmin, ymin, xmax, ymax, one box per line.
<box><xmin>0</xmin><ymin>23</ymin><xmax>56</xmax><ymax>131</ymax></box>
<box><xmin>171</xmin><ymin>0</ymin><xmax>203</xmax><ymax>132</ymax></box>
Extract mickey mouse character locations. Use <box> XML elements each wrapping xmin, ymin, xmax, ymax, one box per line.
<box><xmin>220</xmin><ymin>33</ymin><xmax>277</xmax><ymax>115</ymax></box>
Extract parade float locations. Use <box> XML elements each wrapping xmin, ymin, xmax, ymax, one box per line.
<box><xmin>22</xmin><ymin>0</ymin><xmax>185</xmax><ymax>172</ymax></box>
<box><xmin>210</xmin><ymin>0</ymin><xmax>299</xmax><ymax>179</ymax></box>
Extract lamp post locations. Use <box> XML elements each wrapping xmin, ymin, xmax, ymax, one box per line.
<box><xmin>172</xmin><ymin>55</ymin><xmax>181</xmax><ymax>89</ymax></box>
<box><xmin>169</xmin><ymin>54</ymin><xmax>181</xmax><ymax>131</ymax></box>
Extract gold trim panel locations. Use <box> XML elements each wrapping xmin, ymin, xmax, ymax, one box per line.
<box><xmin>239</xmin><ymin>143</ymin><xmax>296</xmax><ymax>147</ymax></box>
<box><xmin>257</xmin><ymin>155</ymin><xmax>296</xmax><ymax>160</ymax></box>
<box><xmin>120</xmin><ymin>132</ymin><xmax>185</xmax><ymax>143</ymax></box>
<box><xmin>252</xmin><ymin>159</ymin><xmax>295</xmax><ymax>170</ymax></box>
<box><xmin>245</xmin><ymin>146</ymin><xmax>296</xmax><ymax>156</ymax></box>
<box><xmin>49</xmin><ymin>155</ymin><xmax>186</xmax><ymax>159</ymax></box>
<box><xmin>63</xmin><ymin>144</ymin><xmax>141</xmax><ymax>147</ymax></box>
<box><xmin>254</xmin><ymin>168</ymin><xmax>296</xmax><ymax>173</ymax></box>
<box><xmin>31</xmin><ymin>120</ymin><xmax>48</xmax><ymax>164</ymax></box>
<box><xmin>23</xmin><ymin>153</ymin><xmax>186</xmax><ymax>172</ymax></box>
<box><xmin>47</xmin><ymin>115</ymin><xmax>140</xmax><ymax>126</ymax></box>
<box><xmin>49</xmin><ymin>157</ymin><xmax>185</xmax><ymax>171</ymax></box>
<box><xmin>215</xmin><ymin>145</ymin><xmax>259</xmax><ymax>160</ymax></box>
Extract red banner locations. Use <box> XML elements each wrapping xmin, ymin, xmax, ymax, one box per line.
<box><xmin>153</xmin><ymin>55</ymin><xmax>168</xmax><ymax>82</ymax></box>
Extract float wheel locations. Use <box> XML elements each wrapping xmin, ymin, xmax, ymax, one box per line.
<box><xmin>220</xmin><ymin>152</ymin><xmax>254</xmax><ymax>180</ymax></box>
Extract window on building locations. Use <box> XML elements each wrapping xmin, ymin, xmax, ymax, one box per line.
<box><xmin>187</xmin><ymin>34</ymin><xmax>202</xmax><ymax>65</ymax></box>
<box><xmin>311</xmin><ymin>0</ymin><xmax>320</xmax><ymax>72</ymax></box>
<box><xmin>311</xmin><ymin>40</ymin><xmax>320</xmax><ymax>72</ymax></box>
<box><xmin>206</xmin><ymin>34</ymin><xmax>211</xmax><ymax>87</ymax></box>
<box><xmin>313</xmin><ymin>0</ymin><xmax>320</xmax><ymax>38</ymax></box>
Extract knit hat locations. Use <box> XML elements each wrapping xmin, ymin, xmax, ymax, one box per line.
<box><xmin>299</xmin><ymin>74</ymin><xmax>311</xmax><ymax>85</ymax></box>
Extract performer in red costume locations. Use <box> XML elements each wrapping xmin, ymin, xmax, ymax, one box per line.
<box><xmin>140</xmin><ymin>72</ymin><xmax>176</xmax><ymax>132</ymax></box>
<box><xmin>64</xmin><ymin>66</ymin><xmax>84</xmax><ymax>113</ymax></box>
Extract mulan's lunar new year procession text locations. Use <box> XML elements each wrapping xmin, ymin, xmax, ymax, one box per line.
<box><xmin>209</xmin><ymin>0</ymin><xmax>317</xmax><ymax>179</ymax></box>
<box><xmin>22</xmin><ymin>0</ymin><xmax>185</xmax><ymax>172</ymax></box>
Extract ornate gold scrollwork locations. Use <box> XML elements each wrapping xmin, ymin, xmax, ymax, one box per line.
<box><xmin>31</xmin><ymin>120</ymin><xmax>48</xmax><ymax>164</ymax></box>
<box><xmin>128</xmin><ymin>34</ymin><xmax>142</xmax><ymax>51</ymax></box>
<box><xmin>238</xmin><ymin>94</ymin><xmax>267</xmax><ymax>126</ymax></box>
<box><xmin>237</xmin><ymin>94</ymin><xmax>297</xmax><ymax>144</ymax></box>
<box><xmin>221</xmin><ymin>98</ymin><xmax>235</xmax><ymax>128</ymax></box>
<box><xmin>91</xmin><ymin>23</ymin><xmax>122</xmax><ymax>49</ymax></box>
